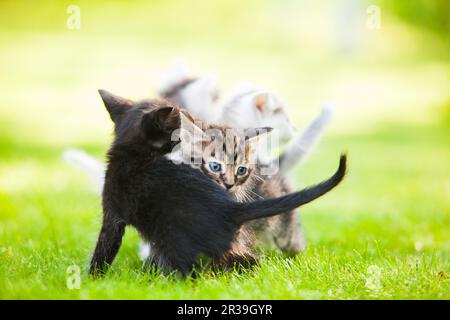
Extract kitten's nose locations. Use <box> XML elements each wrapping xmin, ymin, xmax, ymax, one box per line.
<box><xmin>224</xmin><ymin>183</ymin><xmax>234</xmax><ymax>190</ymax></box>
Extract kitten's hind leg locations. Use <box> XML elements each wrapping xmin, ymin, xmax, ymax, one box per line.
<box><xmin>219</xmin><ymin>253</ymin><xmax>258</xmax><ymax>272</ymax></box>
<box><xmin>89</xmin><ymin>215</ymin><xmax>126</xmax><ymax>276</ymax></box>
<box><xmin>273</xmin><ymin>211</ymin><xmax>306</xmax><ymax>256</ymax></box>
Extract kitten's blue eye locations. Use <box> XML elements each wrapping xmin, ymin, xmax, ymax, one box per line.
<box><xmin>208</xmin><ymin>162</ymin><xmax>222</xmax><ymax>172</ymax></box>
<box><xmin>236</xmin><ymin>166</ymin><xmax>247</xmax><ymax>176</ymax></box>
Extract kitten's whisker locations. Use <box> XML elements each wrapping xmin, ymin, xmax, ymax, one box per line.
<box><xmin>239</xmin><ymin>191</ymin><xmax>248</xmax><ymax>202</ymax></box>
<box><xmin>241</xmin><ymin>189</ymin><xmax>255</xmax><ymax>202</ymax></box>
<box><xmin>248</xmin><ymin>189</ymin><xmax>264</xmax><ymax>200</ymax></box>
<box><xmin>253</xmin><ymin>174</ymin><xmax>265</xmax><ymax>182</ymax></box>
<box><xmin>236</xmin><ymin>188</ymin><xmax>251</xmax><ymax>203</ymax></box>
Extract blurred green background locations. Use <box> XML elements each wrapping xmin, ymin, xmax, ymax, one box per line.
<box><xmin>0</xmin><ymin>0</ymin><xmax>449</xmax><ymax>299</ymax></box>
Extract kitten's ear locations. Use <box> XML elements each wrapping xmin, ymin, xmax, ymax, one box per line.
<box><xmin>141</xmin><ymin>106</ymin><xmax>180</xmax><ymax>148</ymax></box>
<box><xmin>98</xmin><ymin>89</ymin><xmax>133</xmax><ymax>123</ymax></box>
<box><xmin>141</xmin><ymin>106</ymin><xmax>180</xmax><ymax>132</ymax></box>
<box><xmin>245</xmin><ymin>127</ymin><xmax>273</xmax><ymax>144</ymax></box>
<box><xmin>252</xmin><ymin>92</ymin><xmax>269</xmax><ymax>113</ymax></box>
<box><xmin>152</xmin><ymin>106</ymin><xmax>180</xmax><ymax>130</ymax></box>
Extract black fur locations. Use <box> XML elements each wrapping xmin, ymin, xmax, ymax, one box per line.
<box><xmin>89</xmin><ymin>90</ymin><xmax>347</xmax><ymax>276</ymax></box>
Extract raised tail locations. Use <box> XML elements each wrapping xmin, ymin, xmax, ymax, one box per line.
<box><xmin>235</xmin><ymin>153</ymin><xmax>346</xmax><ymax>224</ymax></box>
<box><xmin>277</xmin><ymin>103</ymin><xmax>334</xmax><ymax>173</ymax></box>
<box><xmin>62</xmin><ymin>148</ymin><xmax>106</xmax><ymax>194</ymax></box>
<box><xmin>158</xmin><ymin>59</ymin><xmax>191</xmax><ymax>97</ymax></box>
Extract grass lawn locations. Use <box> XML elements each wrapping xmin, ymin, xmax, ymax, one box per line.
<box><xmin>0</xmin><ymin>1</ymin><xmax>449</xmax><ymax>299</ymax></box>
<box><xmin>0</xmin><ymin>121</ymin><xmax>449</xmax><ymax>299</ymax></box>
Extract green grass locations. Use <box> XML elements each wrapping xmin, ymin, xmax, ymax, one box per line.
<box><xmin>0</xmin><ymin>120</ymin><xmax>448</xmax><ymax>299</ymax></box>
<box><xmin>0</xmin><ymin>0</ymin><xmax>449</xmax><ymax>299</ymax></box>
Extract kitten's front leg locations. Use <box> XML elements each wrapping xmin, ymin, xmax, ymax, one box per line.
<box><xmin>89</xmin><ymin>214</ymin><xmax>126</xmax><ymax>275</ymax></box>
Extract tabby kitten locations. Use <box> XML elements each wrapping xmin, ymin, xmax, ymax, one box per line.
<box><xmin>171</xmin><ymin>114</ymin><xmax>306</xmax><ymax>255</ymax></box>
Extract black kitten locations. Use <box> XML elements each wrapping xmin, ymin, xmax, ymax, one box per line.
<box><xmin>89</xmin><ymin>90</ymin><xmax>347</xmax><ymax>276</ymax></box>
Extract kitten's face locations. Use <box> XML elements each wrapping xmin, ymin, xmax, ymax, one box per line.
<box><xmin>223</xmin><ymin>91</ymin><xmax>296</xmax><ymax>144</ymax></box>
<box><xmin>199</xmin><ymin>133</ymin><xmax>255</xmax><ymax>197</ymax></box>
<box><xmin>173</xmin><ymin>113</ymin><xmax>270</xmax><ymax>201</ymax></box>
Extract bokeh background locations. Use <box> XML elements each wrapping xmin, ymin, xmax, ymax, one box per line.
<box><xmin>0</xmin><ymin>0</ymin><xmax>449</xmax><ymax>299</ymax></box>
